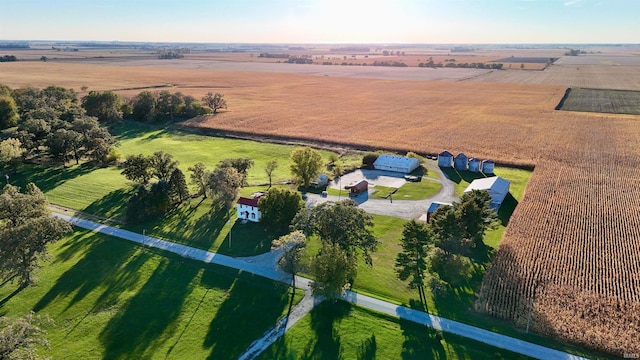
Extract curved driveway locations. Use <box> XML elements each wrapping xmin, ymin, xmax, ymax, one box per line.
<box><xmin>307</xmin><ymin>163</ymin><xmax>458</xmax><ymax>219</ymax></box>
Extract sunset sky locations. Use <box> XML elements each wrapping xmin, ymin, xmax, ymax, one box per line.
<box><xmin>1</xmin><ymin>0</ymin><xmax>638</xmax><ymax>44</ymax></box>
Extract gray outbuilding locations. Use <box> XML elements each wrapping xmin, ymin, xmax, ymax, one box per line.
<box><xmin>482</xmin><ymin>160</ymin><xmax>495</xmax><ymax>174</ymax></box>
<box><xmin>464</xmin><ymin>176</ymin><xmax>510</xmax><ymax>210</ymax></box>
<box><xmin>468</xmin><ymin>158</ymin><xmax>482</xmax><ymax>172</ymax></box>
<box><xmin>437</xmin><ymin>150</ymin><xmax>454</xmax><ymax>167</ymax></box>
<box><xmin>373</xmin><ymin>154</ymin><xmax>421</xmax><ymax>174</ymax></box>
<box><xmin>454</xmin><ymin>153</ymin><xmax>469</xmax><ymax>170</ymax></box>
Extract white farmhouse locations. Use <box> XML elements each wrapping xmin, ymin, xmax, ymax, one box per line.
<box><xmin>373</xmin><ymin>154</ymin><xmax>420</xmax><ymax>174</ymax></box>
<box><xmin>236</xmin><ymin>192</ymin><xmax>265</xmax><ymax>222</ymax></box>
<box><xmin>464</xmin><ymin>176</ymin><xmax>510</xmax><ymax>210</ymax></box>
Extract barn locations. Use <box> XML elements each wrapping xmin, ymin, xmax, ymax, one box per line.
<box><xmin>464</xmin><ymin>176</ymin><xmax>510</xmax><ymax>210</ymax></box>
<box><xmin>468</xmin><ymin>158</ymin><xmax>482</xmax><ymax>172</ymax></box>
<box><xmin>373</xmin><ymin>155</ymin><xmax>420</xmax><ymax>174</ymax></box>
<box><xmin>454</xmin><ymin>153</ymin><xmax>469</xmax><ymax>170</ymax></box>
<box><xmin>437</xmin><ymin>150</ymin><xmax>453</xmax><ymax>167</ymax></box>
<box><xmin>236</xmin><ymin>192</ymin><xmax>265</xmax><ymax>222</ymax></box>
<box><xmin>482</xmin><ymin>160</ymin><xmax>495</xmax><ymax>174</ymax></box>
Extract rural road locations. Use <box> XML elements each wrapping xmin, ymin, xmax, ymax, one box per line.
<box><xmin>306</xmin><ymin>164</ymin><xmax>459</xmax><ymax>219</ymax></box>
<box><xmin>52</xmin><ymin>212</ymin><xmax>588</xmax><ymax>360</ymax></box>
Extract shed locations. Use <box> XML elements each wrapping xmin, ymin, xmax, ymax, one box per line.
<box><xmin>437</xmin><ymin>150</ymin><xmax>453</xmax><ymax>168</ymax></box>
<box><xmin>482</xmin><ymin>160</ymin><xmax>495</xmax><ymax>174</ymax></box>
<box><xmin>236</xmin><ymin>192</ymin><xmax>265</xmax><ymax>222</ymax></box>
<box><xmin>464</xmin><ymin>176</ymin><xmax>510</xmax><ymax>210</ymax></box>
<box><xmin>454</xmin><ymin>153</ymin><xmax>469</xmax><ymax>171</ymax></box>
<box><xmin>348</xmin><ymin>180</ymin><xmax>369</xmax><ymax>194</ymax></box>
<box><xmin>313</xmin><ymin>174</ymin><xmax>329</xmax><ymax>188</ymax></box>
<box><xmin>468</xmin><ymin>158</ymin><xmax>482</xmax><ymax>172</ymax></box>
<box><xmin>373</xmin><ymin>155</ymin><xmax>420</xmax><ymax>174</ymax></box>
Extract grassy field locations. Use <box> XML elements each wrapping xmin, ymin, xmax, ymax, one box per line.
<box><xmin>369</xmin><ymin>178</ymin><xmax>442</xmax><ymax>200</ymax></box>
<box><xmin>558</xmin><ymin>87</ymin><xmax>640</xmax><ymax>115</ymax></box>
<box><xmin>258</xmin><ymin>301</ymin><xmax>531</xmax><ymax>360</ymax></box>
<box><xmin>0</xmin><ymin>229</ymin><xmax>303</xmax><ymax>359</ymax></box>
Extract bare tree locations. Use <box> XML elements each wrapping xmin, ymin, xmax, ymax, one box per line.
<box><xmin>201</xmin><ymin>92</ymin><xmax>227</xmax><ymax>114</ymax></box>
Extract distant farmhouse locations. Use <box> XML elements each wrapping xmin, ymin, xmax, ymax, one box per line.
<box><xmin>373</xmin><ymin>154</ymin><xmax>420</xmax><ymax>174</ymax></box>
<box><xmin>236</xmin><ymin>192</ymin><xmax>265</xmax><ymax>222</ymax></box>
<box><xmin>464</xmin><ymin>176</ymin><xmax>510</xmax><ymax>210</ymax></box>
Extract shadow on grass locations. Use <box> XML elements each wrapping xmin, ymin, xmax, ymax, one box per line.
<box><xmin>399</xmin><ymin>318</ymin><xmax>447</xmax><ymax>359</ymax></box>
<box><xmin>33</xmin><ymin>231</ymin><xmax>145</xmax><ymax>313</ymax></box>
<box><xmin>497</xmin><ymin>193</ymin><xmax>518</xmax><ymax>227</ymax></box>
<box><xmin>201</xmin><ymin>267</ymin><xmax>291</xmax><ymax>359</ymax></box>
<box><xmin>10</xmin><ymin>162</ymin><xmax>97</xmax><ymax>193</ymax></box>
<box><xmin>82</xmin><ymin>188</ymin><xmax>134</xmax><ymax>220</ymax></box>
<box><xmin>301</xmin><ymin>301</ymin><xmax>352</xmax><ymax>360</ymax></box>
<box><xmin>439</xmin><ymin>167</ymin><xmax>487</xmax><ymax>185</ymax></box>
<box><xmin>217</xmin><ymin>220</ymin><xmax>275</xmax><ymax>257</ymax></box>
<box><xmin>99</xmin><ymin>257</ymin><xmax>200</xmax><ymax>359</ymax></box>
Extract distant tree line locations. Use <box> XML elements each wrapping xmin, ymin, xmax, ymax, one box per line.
<box><xmin>0</xmin><ymin>55</ymin><xmax>17</xmax><ymax>62</ymax></box>
<box><xmin>258</xmin><ymin>53</ymin><xmax>290</xmax><ymax>59</ymax></box>
<box><xmin>158</xmin><ymin>51</ymin><xmax>184</xmax><ymax>59</ymax></box>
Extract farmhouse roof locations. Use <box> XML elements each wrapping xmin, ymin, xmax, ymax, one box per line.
<box><xmin>439</xmin><ymin>150</ymin><xmax>453</xmax><ymax>157</ymax></box>
<box><xmin>237</xmin><ymin>192</ymin><xmax>264</xmax><ymax>207</ymax></box>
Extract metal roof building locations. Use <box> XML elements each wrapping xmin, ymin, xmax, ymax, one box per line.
<box><xmin>454</xmin><ymin>153</ymin><xmax>469</xmax><ymax>170</ymax></box>
<box><xmin>373</xmin><ymin>155</ymin><xmax>420</xmax><ymax>174</ymax></box>
<box><xmin>464</xmin><ymin>176</ymin><xmax>510</xmax><ymax>210</ymax></box>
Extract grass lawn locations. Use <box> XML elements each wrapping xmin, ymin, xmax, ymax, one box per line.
<box><xmin>370</xmin><ymin>178</ymin><xmax>442</xmax><ymax>200</ymax></box>
<box><xmin>0</xmin><ymin>229</ymin><xmax>303</xmax><ymax>359</ymax></box>
<box><xmin>258</xmin><ymin>301</ymin><xmax>532</xmax><ymax>360</ymax></box>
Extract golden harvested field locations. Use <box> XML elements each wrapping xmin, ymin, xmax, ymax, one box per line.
<box><xmin>477</xmin><ymin>114</ymin><xmax>640</xmax><ymax>356</ymax></box>
<box><xmin>2</xmin><ymin>57</ymin><xmax>640</xmax><ymax>356</ymax></box>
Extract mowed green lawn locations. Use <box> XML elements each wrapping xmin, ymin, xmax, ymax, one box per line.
<box><xmin>258</xmin><ymin>301</ymin><xmax>532</xmax><ymax>360</ymax></box>
<box><xmin>0</xmin><ymin>229</ymin><xmax>302</xmax><ymax>359</ymax></box>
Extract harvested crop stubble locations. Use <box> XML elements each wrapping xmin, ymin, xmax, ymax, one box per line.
<box><xmin>477</xmin><ymin>116</ymin><xmax>640</xmax><ymax>356</ymax></box>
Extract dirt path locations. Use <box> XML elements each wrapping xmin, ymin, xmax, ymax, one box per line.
<box><xmin>53</xmin><ymin>213</ymin><xmax>587</xmax><ymax>360</ymax></box>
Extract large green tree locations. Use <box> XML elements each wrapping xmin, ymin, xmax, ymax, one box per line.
<box><xmin>208</xmin><ymin>166</ymin><xmax>243</xmax><ymax>208</ymax></box>
<box><xmin>0</xmin><ymin>183</ymin><xmax>72</xmax><ymax>285</ymax></box>
<box><xmin>395</xmin><ymin>220</ymin><xmax>435</xmax><ymax>307</ymax></box>
<box><xmin>121</xmin><ymin>154</ymin><xmax>153</xmax><ymax>184</ymax></box>
<box><xmin>293</xmin><ymin>199</ymin><xmax>378</xmax><ymax>266</ymax></box>
<box><xmin>82</xmin><ymin>90</ymin><xmax>123</xmax><ymax>123</ymax></box>
<box><xmin>188</xmin><ymin>162</ymin><xmax>209</xmax><ymax>199</ymax></box>
<box><xmin>0</xmin><ymin>312</ymin><xmax>53</xmax><ymax>360</ymax></box>
<box><xmin>258</xmin><ymin>187</ymin><xmax>304</xmax><ymax>235</ymax></box>
<box><xmin>272</xmin><ymin>230</ymin><xmax>306</xmax><ymax>290</ymax></box>
<box><xmin>150</xmin><ymin>151</ymin><xmax>178</xmax><ymax>182</ymax></box>
<box><xmin>217</xmin><ymin>157</ymin><xmax>254</xmax><ymax>186</ymax></box>
<box><xmin>310</xmin><ymin>243</ymin><xmax>357</xmax><ymax>299</ymax></box>
<box><xmin>168</xmin><ymin>168</ymin><xmax>189</xmax><ymax>204</ymax></box>
<box><xmin>0</xmin><ymin>138</ymin><xmax>25</xmax><ymax>170</ymax></box>
<box><xmin>0</xmin><ymin>95</ymin><xmax>19</xmax><ymax>129</ymax></box>
<box><xmin>131</xmin><ymin>91</ymin><xmax>157</xmax><ymax>121</ymax></box>
<box><xmin>290</xmin><ymin>147</ymin><xmax>323</xmax><ymax>188</ymax></box>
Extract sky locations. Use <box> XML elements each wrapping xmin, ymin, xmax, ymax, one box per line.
<box><xmin>0</xmin><ymin>0</ymin><xmax>638</xmax><ymax>44</ymax></box>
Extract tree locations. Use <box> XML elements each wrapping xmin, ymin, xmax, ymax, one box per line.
<box><xmin>45</xmin><ymin>128</ymin><xmax>82</xmax><ymax>165</ymax></box>
<box><xmin>0</xmin><ymin>183</ymin><xmax>72</xmax><ymax>285</ymax></box>
<box><xmin>70</xmin><ymin>116</ymin><xmax>117</xmax><ymax>163</ymax></box>
<box><xmin>395</xmin><ymin>220</ymin><xmax>435</xmax><ymax>307</ymax></box>
<box><xmin>0</xmin><ymin>312</ymin><xmax>53</xmax><ymax>360</ymax></box>
<box><xmin>202</xmin><ymin>92</ymin><xmax>227</xmax><ymax>114</ymax></box>
<box><xmin>264</xmin><ymin>159</ymin><xmax>278</xmax><ymax>188</ymax></box>
<box><xmin>258</xmin><ymin>187</ymin><xmax>305</xmax><ymax>235</ymax></box>
<box><xmin>272</xmin><ymin>230</ymin><xmax>306</xmax><ymax>290</ymax></box>
<box><xmin>293</xmin><ymin>199</ymin><xmax>378</xmax><ymax>266</ymax></box>
<box><xmin>168</xmin><ymin>168</ymin><xmax>189</xmax><ymax>203</ymax></box>
<box><xmin>208</xmin><ymin>166</ymin><xmax>243</xmax><ymax>208</ymax></box>
<box><xmin>310</xmin><ymin>243</ymin><xmax>357</xmax><ymax>299</ymax></box>
<box><xmin>290</xmin><ymin>147</ymin><xmax>323</xmax><ymax>188</ymax></box>
<box><xmin>149</xmin><ymin>151</ymin><xmax>178</xmax><ymax>182</ymax></box>
<box><xmin>0</xmin><ymin>95</ymin><xmax>19</xmax><ymax>129</ymax></box>
<box><xmin>40</xmin><ymin>55</ymin><xmax>47</xmax><ymax>62</ymax></box>
<box><xmin>121</xmin><ymin>154</ymin><xmax>152</xmax><ymax>184</ymax></box>
<box><xmin>125</xmin><ymin>181</ymin><xmax>171</xmax><ymax>223</ymax></box>
<box><xmin>81</xmin><ymin>90</ymin><xmax>123</xmax><ymax>123</ymax></box>
<box><xmin>188</xmin><ymin>162</ymin><xmax>209</xmax><ymax>199</ymax></box>
<box><xmin>217</xmin><ymin>157</ymin><xmax>254</xmax><ymax>186</ymax></box>
<box><xmin>131</xmin><ymin>91</ymin><xmax>157</xmax><ymax>121</ymax></box>
<box><xmin>16</xmin><ymin>119</ymin><xmax>50</xmax><ymax>154</ymax></box>
<box><xmin>0</xmin><ymin>138</ymin><xmax>25</xmax><ymax>170</ymax></box>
